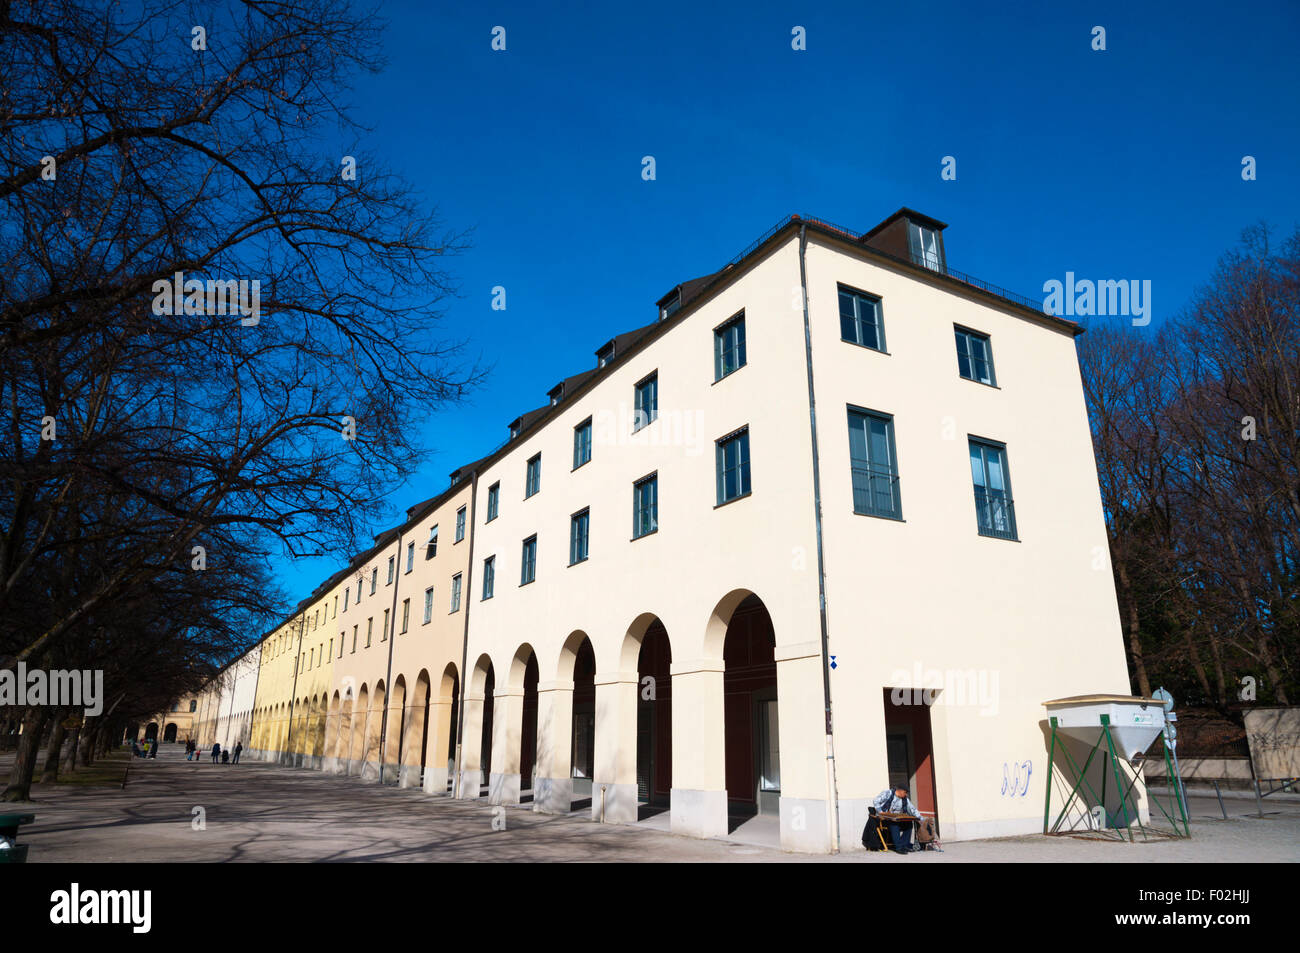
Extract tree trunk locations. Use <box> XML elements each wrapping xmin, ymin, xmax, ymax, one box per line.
<box><xmin>1114</xmin><ymin>556</ymin><xmax>1152</xmax><ymax>696</ymax></box>
<box><xmin>77</xmin><ymin>716</ymin><xmax>97</xmax><ymax>767</ymax></box>
<box><xmin>62</xmin><ymin>723</ymin><xmax>81</xmax><ymax>772</ymax></box>
<box><xmin>40</xmin><ymin>711</ymin><xmax>68</xmax><ymax>784</ymax></box>
<box><xmin>2</xmin><ymin>707</ymin><xmax>51</xmax><ymax>802</ymax></box>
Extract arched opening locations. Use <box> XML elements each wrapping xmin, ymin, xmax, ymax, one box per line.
<box><xmin>163</xmin><ymin>723</ymin><xmax>178</xmax><ymax>743</ymax></box>
<box><xmin>365</xmin><ymin>681</ymin><xmax>386</xmax><ymax>779</ymax></box>
<box><xmin>351</xmin><ymin>684</ymin><xmax>369</xmax><ymax>777</ymax></box>
<box><xmin>490</xmin><ymin>644</ymin><xmax>537</xmax><ymax>805</ymax></box>
<box><xmin>325</xmin><ymin>692</ymin><xmax>341</xmax><ymax>771</ymax></box>
<box><xmin>425</xmin><ymin>663</ymin><xmax>459</xmax><ymax>794</ymax></box>
<box><xmin>636</xmin><ymin>620</ymin><xmax>672</xmax><ymax>817</ymax></box>
<box><xmin>570</xmin><ymin>638</ymin><xmax>595</xmax><ymax>803</ymax></box>
<box><xmin>144</xmin><ymin>722</ymin><xmax>158</xmax><ymax>742</ymax></box>
<box><xmin>386</xmin><ymin>675</ymin><xmax>407</xmax><ymax>781</ymax></box>
<box><xmin>399</xmin><ymin>671</ymin><xmax>428</xmax><ymax>789</ymax></box>
<box><xmin>459</xmin><ymin>655</ymin><xmax>494</xmax><ymax>798</ymax></box>
<box><xmin>721</xmin><ymin>592</ymin><xmax>779</xmax><ymax>830</ymax></box>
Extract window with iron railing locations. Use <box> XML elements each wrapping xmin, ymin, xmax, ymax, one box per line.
<box><xmin>970</xmin><ymin>439</ymin><xmax>1017</xmax><ymax>540</ymax></box>
<box><xmin>848</xmin><ymin>407</ymin><xmax>901</xmax><ymax>519</ymax></box>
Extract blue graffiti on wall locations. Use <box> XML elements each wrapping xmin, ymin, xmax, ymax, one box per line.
<box><xmin>1001</xmin><ymin>760</ymin><xmax>1032</xmax><ymax>797</ymax></box>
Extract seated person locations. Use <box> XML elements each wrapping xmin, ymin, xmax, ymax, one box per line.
<box><xmin>872</xmin><ymin>784</ymin><xmax>922</xmax><ymax>854</ymax></box>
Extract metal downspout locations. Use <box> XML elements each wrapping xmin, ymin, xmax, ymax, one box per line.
<box><xmin>452</xmin><ymin>470</ymin><xmax>479</xmax><ymax>798</ymax></box>
<box><xmin>378</xmin><ymin>529</ymin><xmax>405</xmax><ymax>785</ymax></box>
<box><xmin>798</xmin><ymin>223</ymin><xmax>842</xmax><ymax>852</ymax></box>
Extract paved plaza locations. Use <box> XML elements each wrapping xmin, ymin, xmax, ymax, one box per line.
<box><xmin>6</xmin><ymin>747</ymin><xmax>1297</xmax><ymax>862</ymax></box>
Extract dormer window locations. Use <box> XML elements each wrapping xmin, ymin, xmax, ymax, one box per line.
<box><xmin>548</xmin><ymin>383</ymin><xmax>563</xmax><ymax>406</ymax></box>
<box><xmin>597</xmin><ymin>343</ymin><xmax>615</xmax><ymax>368</ymax></box>
<box><xmin>908</xmin><ymin>221</ymin><xmax>944</xmax><ymax>272</ymax></box>
<box><xmin>660</xmin><ymin>291</ymin><xmax>681</xmax><ymax>321</ymax></box>
<box><xmin>509</xmin><ymin>421</ymin><xmax>520</xmax><ymax>439</ymax></box>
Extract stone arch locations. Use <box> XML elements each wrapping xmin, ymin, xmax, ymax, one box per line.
<box><xmin>458</xmin><ymin>654</ymin><xmax>495</xmax><ymax>799</ymax></box>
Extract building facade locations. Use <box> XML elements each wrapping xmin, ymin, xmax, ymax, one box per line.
<box><xmin>184</xmin><ymin>209</ymin><xmax>1132</xmax><ymax>852</ymax></box>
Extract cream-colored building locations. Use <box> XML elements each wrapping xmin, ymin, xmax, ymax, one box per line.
<box><xmin>185</xmin><ymin>209</ymin><xmax>1132</xmax><ymax>853</ymax></box>
<box><xmin>452</xmin><ymin>210</ymin><xmax>1130</xmax><ymax>851</ymax></box>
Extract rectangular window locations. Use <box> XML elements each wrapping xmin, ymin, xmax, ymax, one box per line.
<box><xmin>839</xmin><ymin>286</ymin><xmax>886</xmax><ymax>351</ymax></box>
<box><xmin>569</xmin><ymin>509</ymin><xmax>590</xmax><ymax>565</ymax></box>
<box><xmin>908</xmin><ymin>221</ymin><xmax>944</xmax><ymax>272</ymax></box>
<box><xmin>406</xmin><ymin>541</ymin><xmax>415</xmax><ymax>573</ymax></box>
<box><xmin>382</xmin><ymin>608</ymin><xmax>390</xmax><ymax>641</ymax></box>
<box><xmin>357</xmin><ymin>579</ymin><xmax>362</xmax><ymax>603</ymax></box>
<box><xmin>573</xmin><ymin>418</ymin><xmax>592</xmax><ymax>469</ymax></box>
<box><xmin>387</xmin><ymin>556</ymin><xmax>395</xmax><ymax>584</ymax></box>
<box><xmin>955</xmin><ymin>327</ymin><xmax>997</xmax><ymax>386</ymax></box>
<box><xmin>482</xmin><ymin>555</ymin><xmax>496</xmax><ymax>599</ymax></box>
<box><xmin>634</xmin><ymin>373</ymin><xmax>658</xmax><ymax>430</ymax></box>
<box><xmin>427</xmin><ymin>525</ymin><xmax>438</xmax><ymax>558</ymax></box>
<box><xmin>370</xmin><ymin>568</ymin><xmax>377</xmax><ymax>594</ymax></box>
<box><xmin>352</xmin><ymin>626</ymin><xmax>357</xmax><ymax>653</ymax></box>
<box><xmin>344</xmin><ymin>588</ymin><xmax>349</xmax><ymax>612</ymax></box>
<box><xmin>848</xmin><ymin>407</ymin><xmax>902</xmax><ymax>519</ymax></box>
<box><xmin>714</xmin><ymin>312</ymin><xmax>747</xmax><ymax>380</ymax></box>
<box><xmin>423</xmin><ymin>587</ymin><xmax>434</xmax><ymax>623</ymax></box>
<box><xmin>715</xmin><ymin>428</ymin><xmax>752</xmax><ymax>505</ymax></box>
<box><xmin>525</xmin><ymin>455</ymin><xmax>542</xmax><ymax>498</ymax></box>
<box><xmin>455</xmin><ymin>505</ymin><xmax>466</xmax><ymax>541</ymax></box>
<box><xmin>486</xmin><ymin>482</ymin><xmax>500</xmax><ymax>521</ymax></box>
<box><xmin>970</xmin><ymin>439</ymin><xmax>1018</xmax><ymax>540</ymax></box>
<box><xmin>329</xmin><ymin>638</ymin><xmax>333</xmax><ymax>658</ymax></box>
<box><xmin>520</xmin><ymin>535</ymin><xmax>537</xmax><ymax>585</ymax></box>
<box><xmin>401</xmin><ymin>599</ymin><xmax>409</xmax><ymax>634</ymax></box>
<box><xmin>450</xmin><ymin>573</ymin><xmax>462</xmax><ymax>612</ymax></box>
<box><xmin>333</xmin><ymin>595</ymin><xmax>338</xmax><ymax>618</ymax></box>
<box><xmin>633</xmin><ymin>473</ymin><xmax>658</xmax><ymax>539</ymax></box>
<box><xmin>365</xmin><ymin>618</ymin><xmax>373</xmax><ymax>648</ymax></box>
<box><xmin>309</xmin><ymin>647</ymin><xmax>314</xmax><ymax>669</ymax></box>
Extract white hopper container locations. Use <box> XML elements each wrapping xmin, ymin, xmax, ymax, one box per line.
<box><xmin>1044</xmin><ymin>695</ymin><xmax>1166</xmax><ymax>760</ymax></box>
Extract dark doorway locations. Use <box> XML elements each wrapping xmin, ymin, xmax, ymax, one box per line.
<box><xmin>881</xmin><ymin>688</ymin><xmax>939</xmax><ymax>829</ymax></box>
<box><xmin>163</xmin><ymin>723</ymin><xmax>177</xmax><ymax>743</ymax></box>
<box><xmin>480</xmin><ymin>667</ymin><xmax>495</xmax><ymax>791</ymax></box>
<box><xmin>144</xmin><ymin>722</ymin><xmax>159</xmax><ymax>741</ymax></box>
<box><xmin>636</xmin><ymin>620</ymin><xmax>672</xmax><ymax>817</ymax></box>
<box><xmin>723</xmin><ymin>594</ymin><xmax>779</xmax><ymax>829</ymax></box>
<box><xmin>446</xmin><ymin>671</ymin><xmax>460</xmax><ymax>793</ymax></box>
<box><xmin>571</xmin><ymin>638</ymin><xmax>595</xmax><ymax>804</ymax></box>
<box><xmin>521</xmin><ymin>653</ymin><xmax>538</xmax><ymax>795</ymax></box>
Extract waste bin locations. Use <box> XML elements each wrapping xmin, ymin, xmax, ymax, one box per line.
<box><xmin>0</xmin><ymin>813</ymin><xmax>34</xmax><ymax>863</ymax></box>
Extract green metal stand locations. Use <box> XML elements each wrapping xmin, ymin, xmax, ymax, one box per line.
<box><xmin>1042</xmin><ymin>715</ymin><xmax>1190</xmax><ymax>840</ymax></box>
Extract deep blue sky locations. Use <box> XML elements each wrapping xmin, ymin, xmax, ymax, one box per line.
<box><xmin>275</xmin><ymin>0</ymin><xmax>1300</xmax><ymax>607</ymax></box>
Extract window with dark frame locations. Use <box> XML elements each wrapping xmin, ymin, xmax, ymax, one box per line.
<box><xmin>838</xmin><ymin>286</ymin><xmax>886</xmax><ymax>351</ymax></box>
<box><xmin>715</xmin><ymin>428</ymin><xmax>751</xmax><ymax>504</ymax></box>
<box><xmin>633</xmin><ymin>473</ymin><xmax>658</xmax><ymax>538</ymax></box>
<box><xmin>714</xmin><ymin>312</ymin><xmax>747</xmax><ymax>380</ymax></box>
<box><xmin>450</xmin><ymin>573</ymin><xmax>462</xmax><ymax>612</ymax></box>
<box><xmin>482</xmin><ymin>556</ymin><xmax>495</xmax><ymax>600</ymax></box>
<box><xmin>848</xmin><ymin>407</ymin><xmax>902</xmax><ymax>519</ymax></box>
<box><xmin>969</xmin><ymin>438</ymin><xmax>1017</xmax><ymax>540</ymax></box>
<box><xmin>634</xmin><ymin>373</ymin><xmax>658</xmax><ymax>431</ymax></box>
<box><xmin>455</xmin><ymin>505</ymin><xmax>466</xmax><ymax>541</ymax></box>
<box><xmin>955</xmin><ymin>327</ymin><xmax>996</xmax><ymax>386</ymax></box>
<box><xmin>525</xmin><ymin>454</ymin><xmax>542</xmax><ymax>497</ymax></box>
<box><xmin>573</xmin><ymin>418</ymin><xmax>592</xmax><ymax>469</ymax></box>
<box><xmin>569</xmin><ymin>509</ymin><xmax>589</xmax><ymax>565</ymax></box>
<box><xmin>487</xmin><ymin>482</ymin><xmax>500</xmax><ymax>521</ymax></box>
<box><xmin>520</xmin><ymin>535</ymin><xmax>537</xmax><ymax>584</ymax></box>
